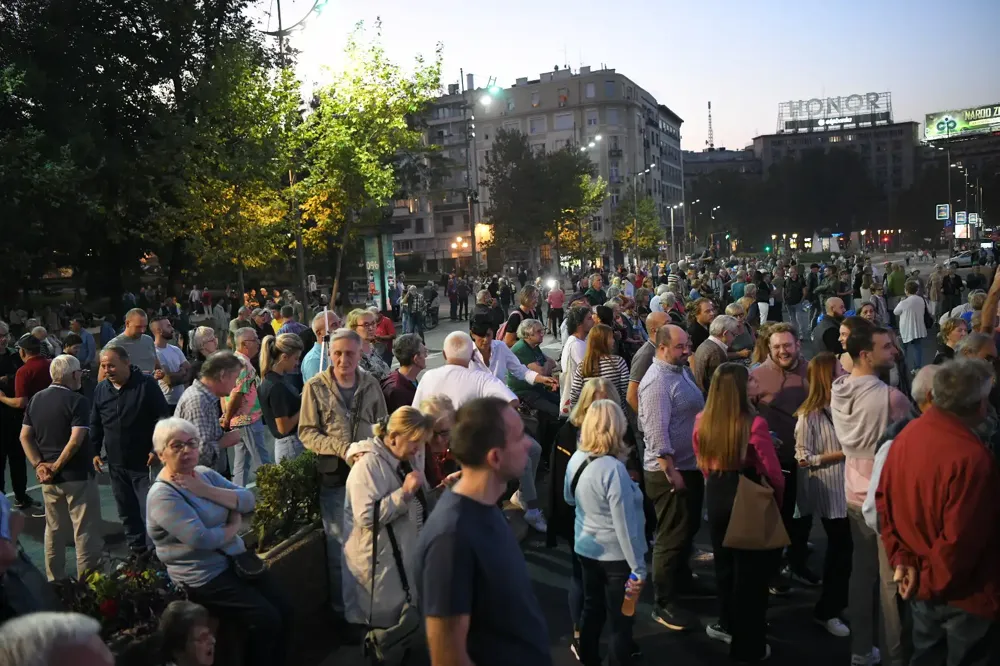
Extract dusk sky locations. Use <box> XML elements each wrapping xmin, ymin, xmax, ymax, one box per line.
<box><xmin>262</xmin><ymin>0</ymin><xmax>1000</xmax><ymax>149</ymax></box>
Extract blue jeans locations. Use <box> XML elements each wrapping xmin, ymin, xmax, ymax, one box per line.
<box><xmin>320</xmin><ymin>484</ymin><xmax>347</xmax><ymax>614</ymax></box>
<box><xmin>904</xmin><ymin>339</ymin><xmax>924</xmax><ymax>371</ymax></box>
<box><xmin>108</xmin><ymin>464</ymin><xmax>151</xmax><ymax>551</ymax></box>
<box><xmin>233</xmin><ymin>420</ymin><xmax>272</xmax><ymax>487</ymax></box>
<box><xmin>274</xmin><ymin>433</ymin><xmax>304</xmax><ymax>464</ymax></box>
<box><xmin>911</xmin><ymin>600</ymin><xmax>996</xmax><ymax>666</ymax></box>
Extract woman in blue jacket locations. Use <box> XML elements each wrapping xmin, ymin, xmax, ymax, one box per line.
<box><xmin>564</xmin><ymin>399</ymin><xmax>647</xmax><ymax>666</ymax></box>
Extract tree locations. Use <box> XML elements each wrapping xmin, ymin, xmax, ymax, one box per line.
<box><xmin>612</xmin><ymin>184</ymin><xmax>661</xmax><ymax>260</ymax></box>
<box><xmin>295</xmin><ymin>20</ymin><xmax>441</xmax><ymax>304</ymax></box>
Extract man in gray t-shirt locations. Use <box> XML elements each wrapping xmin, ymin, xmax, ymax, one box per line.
<box><xmin>626</xmin><ymin>312</ymin><xmax>669</xmax><ymax>430</ymax></box>
<box><xmin>102</xmin><ymin>308</ymin><xmax>161</xmax><ymax>377</ymax></box>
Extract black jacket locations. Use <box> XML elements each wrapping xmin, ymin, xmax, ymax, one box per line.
<box><xmin>812</xmin><ymin>316</ymin><xmax>843</xmax><ymax>355</ymax></box>
<box><xmin>91</xmin><ymin>365</ymin><xmax>170</xmax><ymax>469</ymax></box>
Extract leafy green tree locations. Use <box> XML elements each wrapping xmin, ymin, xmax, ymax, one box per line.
<box><xmin>295</xmin><ymin>21</ymin><xmax>441</xmax><ymax>302</ymax></box>
<box><xmin>612</xmin><ymin>184</ymin><xmax>661</xmax><ymax>259</ymax></box>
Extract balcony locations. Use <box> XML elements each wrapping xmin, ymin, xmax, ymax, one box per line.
<box><xmin>434</xmin><ymin>199</ymin><xmax>468</xmax><ymax>213</ymax></box>
<box><xmin>608</xmin><ymin>148</ymin><xmax>623</xmax><ymax>157</ymax></box>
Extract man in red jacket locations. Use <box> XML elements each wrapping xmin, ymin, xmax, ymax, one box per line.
<box><xmin>876</xmin><ymin>358</ymin><xmax>1000</xmax><ymax>664</ymax></box>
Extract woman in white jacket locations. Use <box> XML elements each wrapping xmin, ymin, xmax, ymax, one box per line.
<box><xmin>343</xmin><ymin>407</ymin><xmax>434</xmax><ymax>628</ymax></box>
<box><xmin>892</xmin><ymin>280</ymin><xmax>929</xmax><ymax>370</ymax></box>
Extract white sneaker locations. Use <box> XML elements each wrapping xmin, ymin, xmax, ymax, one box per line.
<box><xmin>706</xmin><ymin>623</ymin><xmax>732</xmax><ymax>644</ymax></box>
<box><xmin>523</xmin><ymin>508</ymin><xmax>548</xmax><ymax>533</ymax></box>
<box><xmin>509</xmin><ymin>490</ymin><xmax>526</xmax><ymax>511</ymax></box>
<box><xmin>815</xmin><ymin>617</ymin><xmax>850</xmax><ymax>637</ymax></box>
<box><xmin>851</xmin><ymin>648</ymin><xmax>881</xmax><ymax>666</ymax></box>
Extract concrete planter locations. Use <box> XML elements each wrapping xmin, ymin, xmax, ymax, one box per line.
<box><xmin>262</xmin><ymin>523</ymin><xmax>328</xmax><ymax>617</ymax></box>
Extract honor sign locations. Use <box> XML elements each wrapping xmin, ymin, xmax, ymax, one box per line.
<box><xmin>778</xmin><ymin>91</ymin><xmax>893</xmax><ymax>133</ymax></box>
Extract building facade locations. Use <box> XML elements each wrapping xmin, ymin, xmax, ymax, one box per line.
<box><xmin>682</xmin><ymin>148</ymin><xmax>761</xmax><ymax>194</ymax></box>
<box><xmin>473</xmin><ymin>66</ymin><xmax>684</xmax><ymax>267</ymax></box>
<box><xmin>752</xmin><ymin>121</ymin><xmax>920</xmax><ymax>196</ymax></box>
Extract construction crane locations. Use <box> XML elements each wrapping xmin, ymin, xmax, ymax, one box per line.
<box><xmin>706</xmin><ymin>101</ymin><xmax>715</xmax><ymax>151</ymax></box>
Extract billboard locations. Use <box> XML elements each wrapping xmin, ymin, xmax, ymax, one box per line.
<box><xmin>925</xmin><ymin>103</ymin><xmax>1000</xmax><ymax>140</ymax></box>
<box><xmin>777</xmin><ymin>92</ymin><xmax>893</xmax><ymax>134</ymax></box>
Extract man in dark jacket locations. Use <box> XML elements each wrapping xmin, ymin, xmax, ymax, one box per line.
<box><xmin>92</xmin><ymin>345</ymin><xmax>169</xmax><ymax>553</ymax></box>
<box><xmin>472</xmin><ymin>289</ymin><xmax>505</xmax><ymax>334</ymax></box>
<box><xmin>812</xmin><ymin>297</ymin><xmax>846</xmax><ymax>355</ymax></box>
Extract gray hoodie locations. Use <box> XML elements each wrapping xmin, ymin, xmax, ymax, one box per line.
<box><xmin>831</xmin><ymin>374</ymin><xmax>909</xmax><ymax>506</ymax></box>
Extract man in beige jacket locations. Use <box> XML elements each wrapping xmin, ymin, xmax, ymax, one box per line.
<box><xmin>299</xmin><ymin>328</ymin><xmax>388</xmax><ymax>635</ymax></box>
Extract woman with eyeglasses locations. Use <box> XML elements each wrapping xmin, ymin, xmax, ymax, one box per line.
<box><xmin>417</xmin><ymin>395</ymin><xmax>461</xmax><ymax>493</ymax></box>
<box><xmin>146</xmin><ymin>417</ymin><xmax>290</xmax><ymax>666</ymax></box>
<box><xmin>347</xmin><ymin>308</ymin><xmax>390</xmax><ymax>381</ymax></box>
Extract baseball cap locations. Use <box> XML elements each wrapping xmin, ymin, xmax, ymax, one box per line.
<box><xmin>15</xmin><ymin>334</ymin><xmax>42</xmax><ymax>354</ymax></box>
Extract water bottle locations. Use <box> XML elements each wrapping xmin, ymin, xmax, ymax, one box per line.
<box><xmin>621</xmin><ymin>573</ymin><xmax>642</xmax><ymax>617</ymax></box>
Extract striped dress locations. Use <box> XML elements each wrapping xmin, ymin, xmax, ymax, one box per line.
<box><xmin>569</xmin><ymin>355</ymin><xmax>630</xmax><ymax>414</ymax></box>
<box><xmin>793</xmin><ymin>408</ymin><xmax>847</xmax><ymax>519</ymax></box>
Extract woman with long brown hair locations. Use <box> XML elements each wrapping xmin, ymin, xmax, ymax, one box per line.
<box><xmin>568</xmin><ymin>323</ymin><xmax>629</xmax><ymax>413</ymax></box>
<box><xmin>794</xmin><ymin>352</ymin><xmax>851</xmax><ymax>638</ymax></box>
<box><xmin>693</xmin><ymin>363</ymin><xmax>784</xmax><ymax>661</ymax></box>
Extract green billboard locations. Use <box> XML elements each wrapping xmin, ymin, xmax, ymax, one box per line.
<box><xmin>925</xmin><ymin>104</ymin><xmax>1000</xmax><ymax>140</ymax></box>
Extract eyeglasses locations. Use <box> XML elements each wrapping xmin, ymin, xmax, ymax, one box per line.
<box><xmin>167</xmin><ymin>438</ymin><xmax>201</xmax><ymax>452</ymax></box>
<box><xmin>356</xmin><ymin>322</ymin><xmax>376</xmax><ymax>330</ymax></box>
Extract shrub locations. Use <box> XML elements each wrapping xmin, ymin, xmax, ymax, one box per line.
<box><xmin>251</xmin><ymin>450</ymin><xmax>320</xmax><ymax>551</ymax></box>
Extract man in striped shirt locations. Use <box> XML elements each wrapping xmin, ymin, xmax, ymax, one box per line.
<box><xmin>639</xmin><ymin>324</ymin><xmax>706</xmax><ymax>632</ymax></box>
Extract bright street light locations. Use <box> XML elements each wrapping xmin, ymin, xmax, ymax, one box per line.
<box><xmin>588</xmin><ymin>142</ymin><xmax>596</xmax><ymax>148</ymax></box>
<box><xmin>595</xmin><ymin>135</ymin><xmax>603</xmax><ymax>141</ymax></box>
<box><xmin>650</xmin><ymin>163</ymin><xmax>657</xmax><ymax>169</ymax></box>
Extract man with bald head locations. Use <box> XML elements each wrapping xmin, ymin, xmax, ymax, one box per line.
<box><xmin>626</xmin><ymin>311</ymin><xmax>669</xmax><ymax>415</ymax></box>
<box><xmin>812</xmin><ymin>297</ymin><xmax>846</xmax><ymax>354</ymax></box>
<box><xmin>638</xmin><ymin>324</ymin><xmax>706</xmax><ymax>630</ymax></box>
<box><xmin>301</xmin><ymin>310</ymin><xmax>344</xmax><ymax>382</ymax></box>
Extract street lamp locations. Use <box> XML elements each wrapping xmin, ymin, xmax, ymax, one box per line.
<box><xmin>629</xmin><ymin>163</ymin><xmax>658</xmax><ymax>265</ymax></box>
<box><xmin>668</xmin><ymin>204</ymin><xmax>681</xmax><ymax>262</ymax></box>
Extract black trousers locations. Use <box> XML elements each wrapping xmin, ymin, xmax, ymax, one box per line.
<box><xmin>779</xmin><ymin>465</ymin><xmax>813</xmax><ymax>573</ymax></box>
<box><xmin>449</xmin><ymin>300</ymin><xmax>458</xmax><ymax>320</ymax></box>
<box><xmin>107</xmin><ymin>464</ymin><xmax>150</xmax><ymax>551</ymax></box>
<box><xmin>0</xmin><ymin>420</ymin><xmax>27</xmax><ymax>499</ymax></box>
<box><xmin>549</xmin><ymin>307</ymin><xmax>564</xmax><ymax>335</ymax></box>
<box><xmin>815</xmin><ymin>517</ymin><xmax>852</xmax><ymax>620</ymax></box>
<box><xmin>706</xmin><ymin>471</ymin><xmax>780</xmax><ymax>662</ymax></box>
<box><xmin>644</xmin><ymin>469</ymin><xmax>704</xmax><ymax>607</ymax></box>
<box><xmin>187</xmin><ymin>568</ymin><xmax>292</xmax><ymax>666</ymax></box>
<box><xmin>458</xmin><ymin>297</ymin><xmax>469</xmax><ymax>318</ymax></box>
<box><xmin>578</xmin><ymin>556</ymin><xmax>635</xmax><ymax>666</ymax></box>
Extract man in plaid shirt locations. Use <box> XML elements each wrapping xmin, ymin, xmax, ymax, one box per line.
<box><xmin>175</xmin><ymin>352</ymin><xmax>243</xmax><ymax>477</ymax></box>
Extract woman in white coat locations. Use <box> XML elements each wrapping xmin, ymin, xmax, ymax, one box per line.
<box><xmin>342</xmin><ymin>407</ymin><xmax>434</xmax><ymax>628</ymax></box>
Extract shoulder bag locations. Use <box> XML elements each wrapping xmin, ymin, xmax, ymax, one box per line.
<box><xmin>922</xmin><ymin>298</ymin><xmax>935</xmax><ymax>330</ymax></box>
<box><xmin>317</xmin><ymin>392</ymin><xmax>364</xmax><ymax>487</ymax></box>
<box><xmin>158</xmin><ymin>480</ymin><xmax>266</xmax><ymax>580</ymax></box>
<box><xmin>363</xmin><ymin>497</ymin><xmax>423</xmax><ymax>665</ymax></box>
<box><xmin>721</xmin><ymin>431</ymin><xmax>790</xmax><ymax>551</ymax></box>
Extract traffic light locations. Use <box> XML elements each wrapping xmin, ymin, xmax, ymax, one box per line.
<box><xmin>765</xmin><ymin>245</ymin><xmax>771</xmax><ymax>252</ymax></box>
<box><xmin>725</xmin><ymin>233</ymin><xmax>730</xmax><ymax>240</ymax></box>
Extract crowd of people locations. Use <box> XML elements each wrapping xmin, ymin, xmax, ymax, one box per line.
<box><xmin>1</xmin><ymin>253</ymin><xmax>999</xmax><ymax>666</ymax></box>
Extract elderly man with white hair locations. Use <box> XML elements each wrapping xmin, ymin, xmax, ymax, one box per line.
<box><xmin>649</xmin><ymin>284</ymin><xmax>670</xmax><ymax>313</ymax></box>
<box><xmin>19</xmin><ymin>355</ymin><xmax>102</xmax><ymax>580</ymax></box>
<box><xmin>0</xmin><ymin>612</ymin><xmax>114</xmax><ymax>666</ymax></box>
<box><xmin>413</xmin><ymin>331</ymin><xmax>548</xmax><ymax>532</ymax></box>
<box><xmin>692</xmin><ymin>314</ymin><xmax>739</xmax><ymax>396</ymax></box>
<box><xmin>300</xmin><ymin>310</ymin><xmax>343</xmax><ymax>382</ymax></box>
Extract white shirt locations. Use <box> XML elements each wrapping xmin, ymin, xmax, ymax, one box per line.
<box><xmin>623</xmin><ymin>281</ymin><xmax>635</xmax><ymax>298</ymax></box>
<box><xmin>709</xmin><ymin>336</ymin><xmax>729</xmax><ymax>353</ymax></box>
<box><xmin>411</xmin><ymin>364</ymin><xmax>515</xmax><ymax>409</ymax></box>
<box><xmin>560</xmin><ymin>335</ymin><xmax>588</xmax><ymax>414</ymax></box>
<box><xmin>155</xmin><ymin>343</ymin><xmax>188</xmax><ymax>404</ymax></box>
<box><xmin>471</xmin><ymin>339</ymin><xmax>538</xmax><ymax>385</ymax></box>
<box><xmin>893</xmin><ymin>294</ymin><xmax>928</xmax><ymax>344</ymax></box>
<box><xmin>649</xmin><ymin>294</ymin><xmax>664</xmax><ymax>313</ymax></box>
<box><xmin>189</xmin><ymin>288</ymin><xmax>201</xmax><ymax>303</ymax></box>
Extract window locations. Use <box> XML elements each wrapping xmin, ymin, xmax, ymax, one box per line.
<box><xmin>591</xmin><ymin>217</ymin><xmax>603</xmax><ymax>233</ymax></box>
<box><xmin>626</xmin><ymin>86</ymin><xmax>632</xmax><ymax>100</ymax></box>
<box><xmin>604</xmin><ymin>80</ymin><xmax>616</xmax><ymax>97</ymax></box>
<box><xmin>610</xmin><ymin>135</ymin><xmax>620</xmax><ymax>149</ymax></box>
<box><xmin>529</xmin><ymin>116</ymin><xmax>545</xmax><ymax>135</ymax></box>
<box><xmin>557</xmin><ymin>87</ymin><xmax>569</xmax><ymax>107</ymax></box>
<box><xmin>554</xmin><ymin>113</ymin><xmax>573</xmax><ymax>131</ymax></box>
<box><xmin>442</xmin><ymin>215</ymin><xmax>454</xmax><ymax>228</ymax></box>
<box><xmin>463</xmin><ymin>214</ymin><xmax>469</xmax><ymax>225</ymax></box>
<box><xmin>610</xmin><ymin>190</ymin><xmax>620</xmax><ymax>208</ymax></box>
<box><xmin>506</xmin><ymin>98</ymin><xmax>515</xmax><ymax>112</ymax></box>
<box><xmin>531</xmin><ymin>143</ymin><xmax>545</xmax><ymax>156</ymax></box>
<box><xmin>502</xmin><ymin>120</ymin><xmax>520</xmax><ymax>133</ymax></box>
<box><xmin>607</xmin><ymin>108</ymin><xmax>620</xmax><ymax>125</ymax></box>
<box><xmin>586</xmin><ymin>109</ymin><xmax>599</xmax><ymax>126</ymax></box>
<box><xmin>396</xmin><ymin>240</ymin><xmax>413</xmax><ymax>251</ymax></box>
<box><xmin>482</xmin><ymin>126</ymin><xmax>492</xmax><ymax>141</ymax></box>
<box><xmin>609</xmin><ymin>160</ymin><xmax>620</xmax><ymax>181</ymax></box>
<box><xmin>828</xmin><ymin>135</ymin><xmax>842</xmax><ymax>143</ymax></box>
<box><xmin>414</xmin><ymin>218</ymin><xmax>425</xmax><ymax>234</ymax></box>
<box><xmin>531</xmin><ymin>91</ymin><xmax>540</xmax><ymax>108</ymax></box>
<box><xmin>586</xmin><ymin>82</ymin><xmax>596</xmax><ymax>98</ymax></box>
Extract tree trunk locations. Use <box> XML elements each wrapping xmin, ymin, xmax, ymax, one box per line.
<box><xmin>553</xmin><ymin>224</ymin><xmax>562</xmax><ymax>277</ymax></box>
<box><xmin>330</xmin><ymin>212</ymin><xmax>353</xmax><ymax>315</ymax></box>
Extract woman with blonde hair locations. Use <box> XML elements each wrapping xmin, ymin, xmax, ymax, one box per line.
<box><xmin>258</xmin><ymin>333</ymin><xmax>305</xmax><ymax>462</ymax></box>
<box><xmin>724</xmin><ymin>302</ymin><xmax>754</xmax><ymax>365</ymax></box>
<box><xmin>693</xmin><ymin>363</ymin><xmax>784</xmax><ymax>660</ymax></box>
<box><xmin>750</xmin><ymin>322</ymin><xmax>775</xmax><ymax>368</ymax></box>
<box><xmin>793</xmin><ymin>352</ymin><xmax>850</xmax><ymax>637</ymax></box>
<box><xmin>565</xmin><ymin>399</ymin><xmax>646</xmax><ymax>666</ymax></box>
<box><xmin>933</xmin><ymin>316</ymin><xmax>967</xmax><ymax>365</ymax></box>
<box><xmin>346</xmin><ymin>308</ymin><xmax>391</xmax><ymax>381</ymax></box>
<box><xmin>568</xmin><ymin>323</ymin><xmax>629</xmax><ymax>412</ymax></box>
<box><xmin>343</xmin><ymin>406</ymin><xmax>433</xmax><ymax>628</ymax></box>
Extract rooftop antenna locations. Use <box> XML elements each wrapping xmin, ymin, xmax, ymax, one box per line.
<box><xmin>706</xmin><ymin>101</ymin><xmax>715</xmax><ymax>151</ymax></box>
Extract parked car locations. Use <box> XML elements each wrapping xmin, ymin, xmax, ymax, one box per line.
<box><xmin>947</xmin><ymin>251</ymin><xmax>975</xmax><ymax>268</ymax></box>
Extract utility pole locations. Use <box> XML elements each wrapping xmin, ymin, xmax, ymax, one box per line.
<box><xmin>273</xmin><ymin>0</ymin><xmax>309</xmax><ymax>310</ymax></box>
<box><xmin>460</xmin><ymin>69</ymin><xmax>480</xmax><ymax>276</ymax></box>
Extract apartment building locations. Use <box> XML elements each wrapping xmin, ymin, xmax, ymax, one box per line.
<box><xmin>682</xmin><ymin>148</ymin><xmax>762</xmax><ymax>194</ymax></box>
<box><xmin>473</xmin><ymin>65</ymin><xmax>684</xmax><ymax>267</ymax></box>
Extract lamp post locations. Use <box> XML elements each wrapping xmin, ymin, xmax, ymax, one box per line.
<box><xmin>629</xmin><ymin>163</ymin><xmax>657</xmax><ymax>266</ymax></box>
<box><xmin>460</xmin><ymin>72</ymin><xmax>502</xmax><ymax>276</ymax></box>
<box><xmin>577</xmin><ymin>135</ymin><xmax>603</xmax><ymax>268</ymax></box>
<box><xmin>668</xmin><ymin>204</ymin><xmax>681</xmax><ymax>262</ymax></box>
<box><xmin>685</xmin><ymin>199</ymin><xmax>700</xmax><ymax>256</ymax></box>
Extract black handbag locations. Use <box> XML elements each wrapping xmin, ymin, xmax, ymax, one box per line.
<box><xmin>363</xmin><ymin>497</ymin><xmax>423</xmax><ymax>665</ymax></box>
<box><xmin>922</xmin><ymin>298</ymin><xmax>935</xmax><ymax>329</ymax></box>
<box><xmin>318</xmin><ymin>394</ymin><xmax>364</xmax><ymax>488</ymax></box>
<box><xmin>158</xmin><ymin>480</ymin><xmax>266</xmax><ymax>580</ymax></box>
